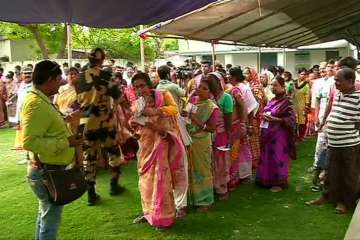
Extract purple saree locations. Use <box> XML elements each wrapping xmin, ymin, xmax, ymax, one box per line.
<box><xmin>255</xmin><ymin>95</ymin><xmax>296</xmax><ymax>188</ymax></box>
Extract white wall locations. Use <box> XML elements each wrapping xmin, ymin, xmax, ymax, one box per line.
<box><xmin>309</xmin><ymin>50</ymin><xmax>326</xmax><ymax>66</ymax></box>
<box><xmin>10</xmin><ymin>39</ymin><xmax>39</xmax><ymax>61</ymax></box>
<box><xmin>232</xmin><ymin>53</ymin><xmax>258</xmax><ymax>69</ymax></box>
<box><xmin>177</xmin><ymin>40</ymin><xmax>356</xmax><ymax>76</ymax></box>
<box><xmin>339</xmin><ymin>47</ymin><xmax>350</xmax><ymax>58</ymax></box>
<box><xmin>215</xmin><ymin>53</ymin><xmax>258</xmax><ymax>69</ymax></box>
<box><xmin>0</xmin><ymin>40</ymin><xmax>11</xmax><ymax>60</ymax></box>
<box><xmin>216</xmin><ymin>54</ymin><xmax>225</xmax><ymax>65</ymax></box>
<box><xmin>284</xmin><ymin>52</ymin><xmax>296</xmax><ymax>76</ymax></box>
<box><xmin>277</xmin><ymin>52</ymin><xmax>285</xmax><ymax>67</ymax></box>
<box><xmin>185</xmin><ymin>47</ymin><xmax>353</xmax><ymax>77</ymax></box>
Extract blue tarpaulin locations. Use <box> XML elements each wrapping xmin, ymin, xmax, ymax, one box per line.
<box><xmin>0</xmin><ymin>0</ymin><xmax>216</xmax><ymax>27</ymax></box>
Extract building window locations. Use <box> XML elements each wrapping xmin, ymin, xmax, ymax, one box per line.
<box><xmin>201</xmin><ymin>55</ymin><xmax>212</xmax><ymax>64</ymax></box>
<box><xmin>295</xmin><ymin>51</ymin><xmax>310</xmax><ymax>70</ymax></box>
<box><xmin>326</xmin><ymin>51</ymin><xmax>339</xmax><ymax>61</ymax></box>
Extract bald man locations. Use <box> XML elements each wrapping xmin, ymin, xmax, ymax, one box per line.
<box><xmin>308</xmin><ymin>68</ymin><xmax>360</xmax><ymax>214</ymax></box>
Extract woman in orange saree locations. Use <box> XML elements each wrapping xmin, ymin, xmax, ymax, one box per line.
<box><xmin>131</xmin><ymin>72</ymin><xmax>186</xmax><ymax>229</ymax></box>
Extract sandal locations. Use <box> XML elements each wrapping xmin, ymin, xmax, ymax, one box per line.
<box><xmin>335</xmin><ymin>204</ymin><xmax>348</xmax><ymax>214</ymax></box>
<box><xmin>218</xmin><ymin>193</ymin><xmax>229</xmax><ymax>201</ymax></box>
<box><xmin>176</xmin><ymin>208</ymin><xmax>187</xmax><ymax>219</ymax></box>
<box><xmin>133</xmin><ymin>215</ymin><xmax>147</xmax><ymax>224</ymax></box>
<box><xmin>270</xmin><ymin>186</ymin><xmax>283</xmax><ymax>193</ymax></box>
<box><xmin>197</xmin><ymin>205</ymin><xmax>212</xmax><ymax>213</ymax></box>
<box><xmin>305</xmin><ymin>196</ymin><xmax>329</xmax><ymax>206</ymax></box>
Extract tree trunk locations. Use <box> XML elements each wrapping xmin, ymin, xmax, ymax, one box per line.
<box><xmin>154</xmin><ymin>38</ymin><xmax>162</xmax><ymax>59</ymax></box>
<box><xmin>21</xmin><ymin>24</ymin><xmax>49</xmax><ymax>59</ymax></box>
<box><xmin>56</xmin><ymin>24</ymin><xmax>68</xmax><ymax>59</ymax></box>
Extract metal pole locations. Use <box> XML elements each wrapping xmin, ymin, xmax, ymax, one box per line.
<box><xmin>258</xmin><ymin>47</ymin><xmax>262</xmax><ymax>72</ymax></box>
<box><xmin>140</xmin><ymin>25</ymin><xmax>145</xmax><ymax>71</ymax></box>
<box><xmin>211</xmin><ymin>41</ymin><xmax>216</xmax><ymax>71</ymax></box>
<box><xmin>283</xmin><ymin>47</ymin><xmax>286</xmax><ymax>68</ymax></box>
<box><xmin>67</xmin><ymin>23</ymin><xmax>72</xmax><ymax>67</ymax></box>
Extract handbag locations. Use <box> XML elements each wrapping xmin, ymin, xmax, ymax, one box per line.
<box><xmin>34</xmin><ymin>144</ymin><xmax>87</xmax><ymax>206</ymax></box>
<box><xmin>42</xmin><ymin>166</ymin><xmax>87</xmax><ymax>205</ymax></box>
<box><xmin>41</xmin><ymin>126</ymin><xmax>87</xmax><ymax>205</ymax></box>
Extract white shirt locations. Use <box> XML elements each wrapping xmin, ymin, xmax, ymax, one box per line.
<box><xmin>310</xmin><ymin>78</ymin><xmax>323</xmax><ymax>108</ymax></box>
<box><xmin>316</xmin><ymin>76</ymin><xmax>334</xmax><ymax>123</ymax></box>
<box><xmin>15</xmin><ymin>82</ymin><xmax>33</xmax><ymax>123</ymax></box>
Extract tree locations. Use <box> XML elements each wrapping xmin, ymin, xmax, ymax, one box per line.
<box><xmin>20</xmin><ymin>24</ymin><xmax>49</xmax><ymax>59</ymax></box>
<box><xmin>72</xmin><ymin>26</ymin><xmax>157</xmax><ymax>62</ymax></box>
<box><xmin>0</xmin><ymin>22</ymin><xmax>162</xmax><ymax>62</ymax></box>
<box><xmin>161</xmin><ymin>39</ymin><xmax>179</xmax><ymax>51</ymax></box>
<box><xmin>0</xmin><ymin>22</ymin><xmax>68</xmax><ymax>59</ymax></box>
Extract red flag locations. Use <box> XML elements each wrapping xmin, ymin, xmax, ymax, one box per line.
<box><xmin>139</xmin><ymin>33</ymin><xmax>148</xmax><ymax>40</ymax></box>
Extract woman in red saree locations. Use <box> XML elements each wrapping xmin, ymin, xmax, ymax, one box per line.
<box><xmin>114</xmin><ymin>73</ymin><xmax>138</xmax><ymax>162</ymax></box>
<box><xmin>244</xmin><ymin>67</ymin><xmax>267</xmax><ymax>169</ymax></box>
<box><xmin>0</xmin><ymin>79</ymin><xmax>7</xmax><ymax>128</ymax></box>
<box><xmin>130</xmin><ymin>72</ymin><xmax>186</xmax><ymax>229</ymax></box>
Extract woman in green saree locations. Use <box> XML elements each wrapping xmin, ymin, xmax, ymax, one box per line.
<box><xmin>183</xmin><ymin>80</ymin><xmax>219</xmax><ymax>212</ymax></box>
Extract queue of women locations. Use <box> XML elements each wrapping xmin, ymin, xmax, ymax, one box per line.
<box><xmin>18</xmin><ymin>48</ymin><xmax>360</xmax><ymax>239</ymax></box>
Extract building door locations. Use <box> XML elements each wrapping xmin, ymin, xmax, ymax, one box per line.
<box><xmin>260</xmin><ymin>53</ymin><xmax>278</xmax><ymax>70</ymax></box>
<box><xmin>326</xmin><ymin>51</ymin><xmax>339</xmax><ymax>61</ymax></box>
<box><xmin>201</xmin><ymin>55</ymin><xmax>213</xmax><ymax>64</ymax></box>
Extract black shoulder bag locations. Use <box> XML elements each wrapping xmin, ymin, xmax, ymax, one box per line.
<box><xmin>42</xmin><ymin>165</ymin><xmax>87</xmax><ymax>205</ymax></box>
<box><xmin>31</xmin><ymin>90</ymin><xmax>87</xmax><ymax>205</ymax></box>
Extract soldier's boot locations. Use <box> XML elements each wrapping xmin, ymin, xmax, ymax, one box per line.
<box><xmin>87</xmin><ymin>182</ymin><xmax>101</xmax><ymax>206</ymax></box>
<box><xmin>110</xmin><ymin>166</ymin><xmax>125</xmax><ymax>196</ymax></box>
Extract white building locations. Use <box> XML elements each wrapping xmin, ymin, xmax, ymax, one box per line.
<box><xmin>168</xmin><ymin>39</ymin><xmax>356</xmax><ymax>75</ymax></box>
<box><xmin>0</xmin><ymin>38</ymin><xmax>40</xmax><ymax>62</ymax></box>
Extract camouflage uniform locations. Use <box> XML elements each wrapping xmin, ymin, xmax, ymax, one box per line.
<box><xmin>76</xmin><ymin>67</ymin><xmax>123</xmax><ymax>185</ymax></box>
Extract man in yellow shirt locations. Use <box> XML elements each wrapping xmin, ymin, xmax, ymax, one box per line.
<box><xmin>22</xmin><ymin>60</ymin><xmax>82</xmax><ymax>240</ymax></box>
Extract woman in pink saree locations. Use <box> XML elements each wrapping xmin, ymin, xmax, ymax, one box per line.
<box><xmin>207</xmin><ymin>73</ymin><xmax>234</xmax><ymax>199</ymax></box>
<box><xmin>130</xmin><ymin>72</ymin><xmax>186</xmax><ymax>229</ymax></box>
<box><xmin>227</xmin><ymin>67</ymin><xmax>259</xmax><ymax>190</ymax></box>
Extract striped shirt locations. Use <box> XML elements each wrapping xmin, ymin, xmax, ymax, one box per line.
<box><xmin>326</xmin><ymin>89</ymin><xmax>360</xmax><ymax>147</ymax></box>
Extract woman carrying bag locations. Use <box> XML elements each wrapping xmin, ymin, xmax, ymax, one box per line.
<box><xmin>21</xmin><ymin>60</ymin><xmax>83</xmax><ymax>240</ymax></box>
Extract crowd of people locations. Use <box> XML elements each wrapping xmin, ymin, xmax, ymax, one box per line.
<box><xmin>2</xmin><ymin>47</ymin><xmax>360</xmax><ymax>239</ymax></box>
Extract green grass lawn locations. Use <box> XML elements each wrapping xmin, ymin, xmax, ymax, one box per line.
<box><xmin>0</xmin><ymin>128</ymin><xmax>351</xmax><ymax>240</ymax></box>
